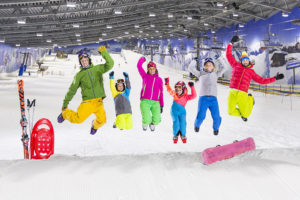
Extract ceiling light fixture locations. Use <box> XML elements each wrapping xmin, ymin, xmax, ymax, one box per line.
<box><xmin>114</xmin><ymin>10</ymin><xmax>122</xmax><ymax>15</ymax></box>
<box><xmin>17</xmin><ymin>19</ymin><xmax>26</xmax><ymax>24</ymax></box>
<box><xmin>66</xmin><ymin>2</ymin><xmax>76</xmax><ymax>8</ymax></box>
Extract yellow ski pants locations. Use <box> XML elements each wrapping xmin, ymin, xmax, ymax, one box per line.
<box><xmin>227</xmin><ymin>89</ymin><xmax>254</xmax><ymax>118</ymax></box>
<box><xmin>62</xmin><ymin>98</ymin><xmax>106</xmax><ymax>130</ymax></box>
<box><xmin>115</xmin><ymin>113</ymin><xmax>133</xmax><ymax>130</ymax></box>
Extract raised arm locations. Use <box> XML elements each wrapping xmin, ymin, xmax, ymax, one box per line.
<box><xmin>109</xmin><ymin>71</ymin><xmax>118</xmax><ymax>98</ymax></box>
<box><xmin>137</xmin><ymin>57</ymin><xmax>147</xmax><ymax>77</ymax></box>
<box><xmin>63</xmin><ymin>73</ymin><xmax>80</xmax><ymax>108</ymax></box>
<box><xmin>123</xmin><ymin>72</ymin><xmax>131</xmax><ymax>96</ymax></box>
<box><xmin>186</xmin><ymin>82</ymin><xmax>197</xmax><ymax>100</ymax></box>
<box><xmin>215</xmin><ymin>58</ymin><xmax>228</xmax><ymax>77</ymax></box>
<box><xmin>226</xmin><ymin>43</ymin><xmax>239</xmax><ymax>67</ymax></box>
<box><xmin>188</xmin><ymin>59</ymin><xmax>207</xmax><ymax>77</ymax></box>
<box><xmin>96</xmin><ymin>46</ymin><xmax>114</xmax><ymax>74</ymax></box>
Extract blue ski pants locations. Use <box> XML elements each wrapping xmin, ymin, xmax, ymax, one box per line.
<box><xmin>194</xmin><ymin>96</ymin><xmax>222</xmax><ymax>131</ymax></box>
<box><xmin>171</xmin><ymin>101</ymin><xmax>187</xmax><ymax>136</ymax></box>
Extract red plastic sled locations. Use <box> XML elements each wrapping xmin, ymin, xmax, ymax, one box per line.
<box><xmin>30</xmin><ymin>118</ymin><xmax>54</xmax><ymax>159</ymax></box>
<box><xmin>202</xmin><ymin>137</ymin><xmax>255</xmax><ymax>165</ymax></box>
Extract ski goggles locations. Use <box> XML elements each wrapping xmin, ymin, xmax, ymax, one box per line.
<box><xmin>204</xmin><ymin>57</ymin><xmax>213</xmax><ymax>63</ymax></box>
<box><xmin>175</xmin><ymin>85</ymin><xmax>183</xmax><ymax>90</ymax></box>
<box><xmin>79</xmin><ymin>54</ymin><xmax>89</xmax><ymax>60</ymax></box>
<box><xmin>116</xmin><ymin>79</ymin><xmax>124</xmax><ymax>84</ymax></box>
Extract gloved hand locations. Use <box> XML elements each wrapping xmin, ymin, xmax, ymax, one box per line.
<box><xmin>62</xmin><ymin>106</ymin><xmax>67</xmax><ymax>111</ymax></box>
<box><xmin>164</xmin><ymin>77</ymin><xmax>169</xmax><ymax>85</ymax></box>
<box><xmin>160</xmin><ymin>106</ymin><xmax>163</xmax><ymax>114</ymax></box>
<box><xmin>188</xmin><ymin>82</ymin><xmax>194</xmax><ymax>87</ymax></box>
<box><xmin>109</xmin><ymin>71</ymin><xmax>114</xmax><ymax>79</ymax></box>
<box><xmin>98</xmin><ymin>46</ymin><xmax>106</xmax><ymax>53</ymax></box>
<box><xmin>230</xmin><ymin>36</ymin><xmax>239</xmax><ymax>44</ymax></box>
<box><xmin>123</xmin><ymin>72</ymin><xmax>129</xmax><ymax>79</ymax></box>
<box><xmin>274</xmin><ymin>72</ymin><xmax>284</xmax><ymax>80</ymax></box>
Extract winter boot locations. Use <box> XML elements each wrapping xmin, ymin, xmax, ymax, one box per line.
<box><xmin>173</xmin><ymin>136</ymin><xmax>178</xmax><ymax>144</ymax></box>
<box><xmin>248</xmin><ymin>93</ymin><xmax>255</xmax><ymax>105</ymax></box>
<box><xmin>142</xmin><ymin>125</ymin><xmax>147</xmax><ymax>131</ymax></box>
<box><xmin>90</xmin><ymin>127</ymin><xmax>98</xmax><ymax>135</ymax></box>
<box><xmin>194</xmin><ymin>126</ymin><xmax>199</xmax><ymax>133</ymax></box>
<box><xmin>214</xmin><ymin>130</ymin><xmax>219</xmax><ymax>136</ymax></box>
<box><xmin>57</xmin><ymin>113</ymin><xmax>65</xmax><ymax>123</ymax></box>
<box><xmin>241</xmin><ymin>116</ymin><xmax>248</xmax><ymax>122</ymax></box>
<box><xmin>149</xmin><ymin>123</ymin><xmax>155</xmax><ymax>132</ymax></box>
<box><xmin>113</xmin><ymin>123</ymin><xmax>117</xmax><ymax>128</ymax></box>
<box><xmin>180</xmin><ymin>135</ymin><xmax>187</xmax><ymax>143</ymax></box>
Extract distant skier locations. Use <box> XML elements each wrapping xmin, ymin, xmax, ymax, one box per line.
<box><xmin>57</xmin><ymin>46</ymin><xmax>114</xmax><ymax>135</ymax></box>
<box><xmin>189</xmin><ymin>57</ymin><xmax>227</xmax><ymax>135</ymax></box>
<box><xmin>137</xmin><ymin>57</ymin><xmax>164</xmax><ymax>131</ymax></box>
<box><xmin>226</xmin><ymin>36</ymin><xmax>284</xmax><ymax>121</ymax></box>
<box><xmin>109</xmin><ymin>71</ymin><xmax>133</xmax><ymax>130</ymax></box>
<box><xmin>164</xmin><ymin>78</ymin><xmax>196</xmax><ymax>143</ymax></box>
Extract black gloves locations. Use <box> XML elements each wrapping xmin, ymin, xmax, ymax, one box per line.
<box><xmin>160</xmin><ymin>106</ymin><xmax>163</xmax><ymax>114</ymax></box>
<box><xmin>123</xmin><ymin>72</ymin><xmax>129</xmax><ymax>79</ymax></box>
<box><xmin>188</xmin><ymin>82</ymin><xmax>194</xmax><ymax>87</ymax></box>
<box><xmin>164</xmin><ymin>77</ymin><xmax>169</xmax><ymax>85</ymax></box>
<box><xmin>109</xmin><ymin>71</ymin><xmax>114</xmax><ymax>79</ymax></box>
<box><xmin>274</xmin><ymin>72</ymin><xmax>284</xmax><ymax>80</ymax></box>
<box><xmin>230</xmin><ymin>36</ymin><xmax>239</xmax><ymax>44</ymax></box>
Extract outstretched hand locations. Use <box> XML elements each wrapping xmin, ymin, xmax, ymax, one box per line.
<box><xmin>230</xmin><ymin>36</ymin><xmax>239</xmax><ymax>44</ymax></box>
<box><xmin>123</xmin><ymin>72</ymin><xmax>129</xmax><ymax>79</ymax></box>
<box><xmin>164</xmin><ymin>77</ymin><xmax>169</xmax><ymax>85</ymax></box>
<box><xmin>109</xmin><ymin>71</ymin><xmax>114</xmax><ymax>78</ymax></box>
<box><xmin>274</xmin><ymin>72</ymin><xmax>284</xmax><ymax>80</ymax></box>
<box><xmin>188</xmin><ymin>82</ymin><xmax>194</xmax><ymax>87</ymax></box>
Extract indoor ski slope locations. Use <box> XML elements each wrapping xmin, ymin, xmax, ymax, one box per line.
<box><xmin>0</xmin><ymin>50</ymin><xmax>300</xmax><ymax>200</ymax></box>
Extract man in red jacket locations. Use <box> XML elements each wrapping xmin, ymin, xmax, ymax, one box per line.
<box><xmin>226</xmin><ymin>36</ymin><xmax>284</xmax><ymax>121</ymax></box>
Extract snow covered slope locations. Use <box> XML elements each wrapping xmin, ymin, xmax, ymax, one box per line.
<box><xmin>0</xmin><ymin>50</ymin><xmax>300</xmax><ymax>200</ymax></box>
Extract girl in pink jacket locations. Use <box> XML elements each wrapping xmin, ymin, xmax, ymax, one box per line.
<box><xmin>137</xmin><ymin>57</ymin><xmax>164</xmax><ymax>131</ymax></box>
<box><xmin>165</xmin><ymin>78</ymin><xmax>197</xmax><ymax>143</ymax></box>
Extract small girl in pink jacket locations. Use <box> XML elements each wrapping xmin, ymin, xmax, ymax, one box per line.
<box><xmin>137</xmin><ymin>57</ymin><xmax>164</xmax><ymax>132</ymax></box>
<box><xmin>164</xmin><ymin>78</ymin><xmax>196</xmax><ymax>143</ymax></box>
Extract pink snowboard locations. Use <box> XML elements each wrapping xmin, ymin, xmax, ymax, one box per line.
<box><xmin>202</xmin><ymin>137</ymin><xmax>256</xmax><ymax>165</ymax></box>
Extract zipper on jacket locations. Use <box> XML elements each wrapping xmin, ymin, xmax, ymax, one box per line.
<box><xmin>237</xmin><ymin>68</ymin><xmax>246</xmax><ymax>90</ymax></box>
<box><xmin>87</xmin><ymin>69</ymin><xmax>96</xmax><ymax>98</ymax></box>
<box><xmin>157</xmin><ymin>90</ymin><xmax>160</xmax><ymax>100</ymax></box>
<box><xmin>150</xmin><ymin>78</ymin><xmax>156</xmax><ymax>100</ymax></box>
<box><xmin>142</xmin><ymin>84</ymin><xmax>146</xmax><ymax>97</ymax></box>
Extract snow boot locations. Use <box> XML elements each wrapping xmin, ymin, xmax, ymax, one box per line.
<box><xmin>194</xmin><ymin>126</ymin><xmax>199</xmax><ymax>133</ymax></box>
<box><xmin>57</xmin><ymin>113</ymin><xmax>65</xmax><ymax>123</ymax></box>
<box><xmin>149</xmin><ymin>123</ymin><xmax>155</xmax><ymax>132</ymax></box>
<box><xmin>180</xmin><ymin>135</ymin><xmax>187</xmax><ymax>143</ymax></box>
<box><xmin>173</xmin><ymin>136</ymin><xmax>178</xmax><ymax>144</ymax></box>
<box><xmin>142</xmin><ymin>125</ymin><xmax>147</xmax><ymax>131</ymax></box>
<box><xmin>214</xmin><ymin>130</ymin><xmax>219</xmax><ymax>136</ymax></box>
<box><xmin>113</xmin><ymin>123</ymin><xmax>117</xmax><ymax>128</ymax></box>
<box><xmin>241</xmin><ymin>116</ymin><xmax>248</xmax><ymax>122</ymax></box>
<box><xmin>90</xmin><ymin>126</ymin><xmax>98</xmax><ymax>135</ymax></box>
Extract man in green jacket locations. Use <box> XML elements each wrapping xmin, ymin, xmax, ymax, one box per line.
<box><xmin>57</xmin><ymin>46</ymin><xmax>114</xmax><ymax>135</ymax></box>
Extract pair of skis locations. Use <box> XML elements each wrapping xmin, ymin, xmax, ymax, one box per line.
<box><xmin>17</xmin><ymin>80</ymin><xmax>36</xmax><ymax>159</ymax></box>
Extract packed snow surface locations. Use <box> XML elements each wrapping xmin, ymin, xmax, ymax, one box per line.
<box><xmin>0</xmin><ymin>50</ymin><xmax>300</xmax><ymax>200</ymax></box>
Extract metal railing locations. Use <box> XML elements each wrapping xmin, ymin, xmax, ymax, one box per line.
<box><xmin>217</xmin><ymin>77</ymin><xmax>300</xmax><ymax>96</ymax></box>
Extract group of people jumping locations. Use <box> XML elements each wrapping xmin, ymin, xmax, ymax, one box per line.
<box><xmin>57</xmin><ymin>36</ymin><xmax>284</xmax><ymax>144</ymax></box>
